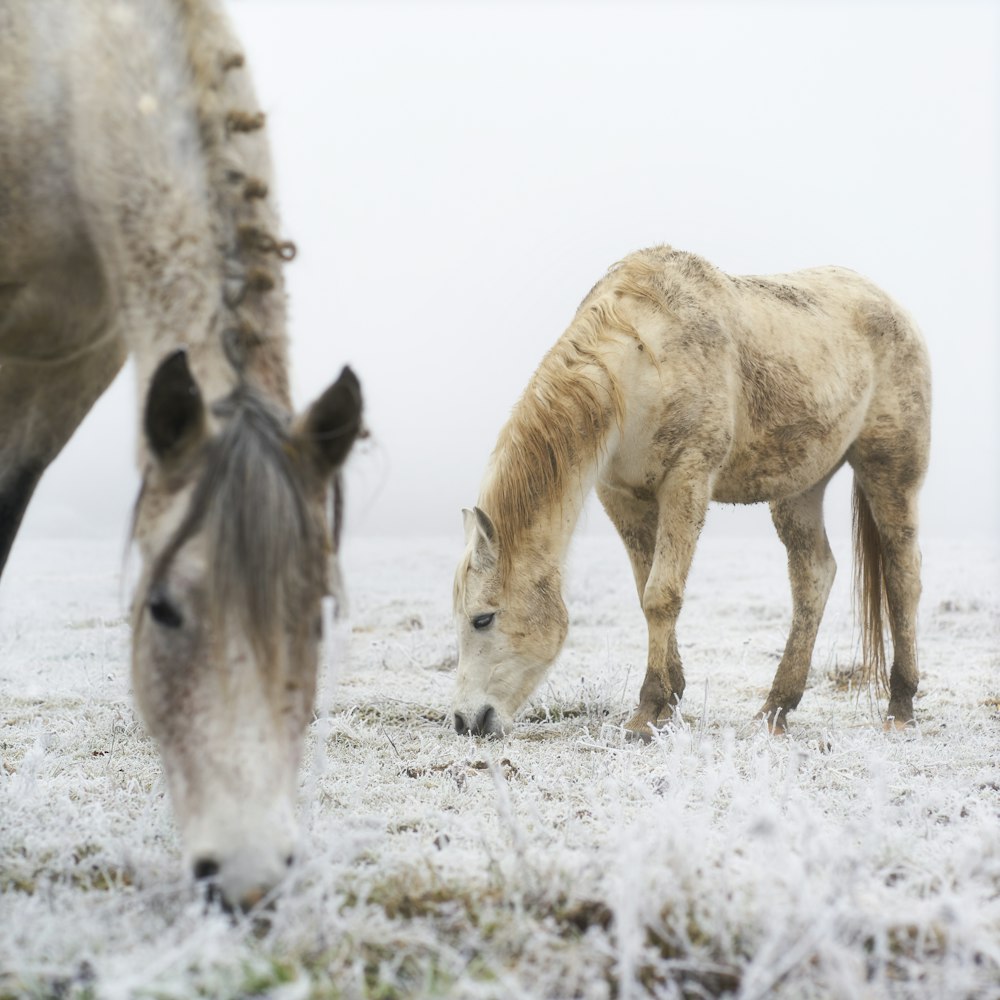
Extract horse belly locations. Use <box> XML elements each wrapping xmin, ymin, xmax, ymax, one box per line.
<box><xmin>712</xmin><ymin>387</ymin><xmax>870</xmax><ymax>504</ymax></box>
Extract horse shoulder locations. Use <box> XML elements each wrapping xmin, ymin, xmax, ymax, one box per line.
<box><xmin>0</xmin><ymin>17</ymin><xmax>114</xmax><ymax>362</ymax></box>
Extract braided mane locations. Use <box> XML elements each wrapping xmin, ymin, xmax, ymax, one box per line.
<box><xmin>172</xmin><ymin>0</ymin><xmax>295</xmax><ymax>401</ymax></box>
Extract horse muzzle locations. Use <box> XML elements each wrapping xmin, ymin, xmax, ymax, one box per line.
<box><xmin>453</xmin><ymin>703</ymin><xmax>506</xmax><ymax>737</ymax></box>
<box><xmin>191</xmin><ymin>843</ymin><xmax>295</xmax><ymax>913</ymax></box>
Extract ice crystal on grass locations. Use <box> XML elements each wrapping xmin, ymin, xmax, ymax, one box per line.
<box><xmin>1</xmin><ymin>536</ymin><xmax>998</xmax><ymax>998</ymax></box>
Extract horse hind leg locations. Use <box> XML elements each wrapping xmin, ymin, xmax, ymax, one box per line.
<box><xmin>849</xmin><ymin>458</ymin><xmax>925</xmax><ymax>729</ymax></box>
<box><xmin>0</xmin><ymin>338</ymin><xmax>125</xmax><ymax>578</ymax></box>
<box><xmin>759</xmin><ymin>478</ymin><xmax>837</xmax><ymax>733</ymax></box>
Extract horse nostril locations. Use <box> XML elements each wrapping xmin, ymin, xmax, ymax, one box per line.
<box><xmin>472</xmin><ymin>704</ymin><xmax>497</xmax><ymax>737</ymax></box>
<box><xmin>456</xmin><ymin>707</ymin><xmax>501</xmax><ymax>736</ymax></box>
<box><xmin>285</xmin><ymin>854</ymin><xmax>295</xmax><ymax>869</ymax></box>
<box><xmin>193</xmin><ymin>857</ymin><xmax>220</xmax><ymax>881</ymax></box>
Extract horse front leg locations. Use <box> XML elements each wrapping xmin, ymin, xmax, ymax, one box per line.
<box><xmin>759</xmin><ymin>479</ymin><xmax>836</xmax><ymax>733</ymax></box>
<box><xmin>596</xmin><ymin>481</ymin><xmax>657</xmax><ymax>601</ymax></box>
<box><xmin>0</xmin><ymin>339</ymin><xmax>125</xmax><ymax>577</ymax></box>
<box><xmin>624</xmin><ymin>464</ymin><xmax>710</xmax><ymax>741</ymax></box>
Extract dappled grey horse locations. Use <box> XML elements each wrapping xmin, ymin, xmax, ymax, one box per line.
<box><xmin>0</xmin><ymin>0</ymin><xmax>361</xmax><ymax>909</ymax></box>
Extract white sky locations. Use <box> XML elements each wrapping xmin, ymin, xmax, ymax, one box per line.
<box><xmin>20</xmin><ymin>0</ymin><xmax>999</xmax><ymax>544</ymax></box>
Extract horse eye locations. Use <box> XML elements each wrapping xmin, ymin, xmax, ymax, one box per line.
<box><xmin>472</xmin><ymin>612</ymin><xmax>496</xmax><ymax>631</ymax></box>
<box><xmin>149</xmin><ymin>589</ymin><xmax>183</xmax><ymax>629</ymax></box>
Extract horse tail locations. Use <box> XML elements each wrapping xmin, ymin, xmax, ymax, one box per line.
<box><xmin>852</xmin><ymin>478</ymin><xmax>889</xmax><ymax>694</ymax></box>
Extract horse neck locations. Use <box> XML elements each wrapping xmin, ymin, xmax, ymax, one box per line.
<box><xmin>116</xmin><ymin>1</ymin><xmax>292</xmax><ymax>411</ymax></box>
<box><xmin>479</xmin><ymin>332</ymin><xmax>622</xmax><ymax>569</ymax></box>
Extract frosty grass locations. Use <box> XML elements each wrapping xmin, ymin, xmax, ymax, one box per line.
<box><xmin>1</xmin><ymin>532</ymin><xmax>998</xmax><ymax>999</ymax></box>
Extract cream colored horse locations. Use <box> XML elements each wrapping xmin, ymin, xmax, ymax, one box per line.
<box><xmin>453</xmin><ymin>245</ymin><xmax>930</xmax><ymax>739</ymax></box>
<box><xmin>0</xmin><ymin>1</ymin><xmax>361</xmax><ymax>909</ymax></box>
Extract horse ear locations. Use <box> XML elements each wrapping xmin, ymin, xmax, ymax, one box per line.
<box><xmin>295</xmin><ymin>366</ymin><xmax>363</xmax><ymax>476</ymax></box>
<box><xmin>144</xmin><ymin>349</ymin><xmax>206</xmax><ymax>461</ymax></box>
<box><xmin>463</xmin><ymin>505</ymin><xmax>497</xmax><ymax>569</ymax></box>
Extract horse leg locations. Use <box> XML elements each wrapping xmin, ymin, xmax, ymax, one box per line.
<box><xmin>0</xmin><ymin>340</ymin><xmax>125</xmax><ymax>577</ymax></box>
<box><xmin>759</xmin><ymin>478</ymin><xmax>836</xmax><ymax>733</ymax></box>
<box><xmin>849</xmin><ymin>462</ymin><xmax>925</xmax><ymax>728</ymax></box>
<box><xmin>623</xmin><ymin>461</ymin><xmax>710</xmax><ymax>740</ymax></box>
<box><xmin>596</xmin><ymin>482</ymin><xmax>657</xmax><ymax>600</ymax></box>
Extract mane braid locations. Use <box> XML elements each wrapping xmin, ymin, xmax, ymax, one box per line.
<box><xmin>173</xmin><ymin>0</ymin><xmax>292</xmax><ymax>401</ymax></box>
<box><xmin>151</xmin><ymin>389</ymin><xmax>325</xmax><ymax>666</ymax></box>
<box><xmin>481</xmin><ymin>316</ymin><xmax>624</xmax><ymax>575</ymax></box>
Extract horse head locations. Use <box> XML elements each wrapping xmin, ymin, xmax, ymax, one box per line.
<box><xmin>452</xmin><ymin>506</ymin><xmax>568</xmax><ymax>737</ymax></box>
<box><xmin>131</xmin><ymin>350</ymin><xmax>361</xmax><ymax>910</ymax></box>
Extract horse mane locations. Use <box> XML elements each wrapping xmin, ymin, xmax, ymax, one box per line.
<box><xmin>145</xmin><ymin>388</ymin><xmax>327</xmax><ymax>663</ymax></box>
<box><xmin>173</xmin><ymin>0</ymin><xmax>294</xmax><ymax>401</ymax></box>
<box><xmin>127</xmin><ymin>6</ymin><xmax>332</xmax><ymax>661</ymax></box>
<box><xmin>480</xmin><ymin>301</ymin><xmax>627</xmax><ymax>574</ymax></box>
<box><xmin>477</xmin><ymin>246</ymin><xmax>729</xmax><ymax>574</ymax></box>
<box><xmin>601</xmin><ymin>244</ymin><xmax>731</xmax><ymax>320</ymax></box>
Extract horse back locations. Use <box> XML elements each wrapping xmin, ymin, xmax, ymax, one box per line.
<box><xmin>721</xmin><ymin>266</ymin><xmax>927</xmax><ymax>501</ymax></box>
<box><xmin>597</xmin><ymin>249</ymin><xmax>929</xmax><ymax>505</ymax></box>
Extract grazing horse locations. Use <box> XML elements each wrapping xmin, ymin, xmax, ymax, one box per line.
<box><xmin>453</xmin><ymin>245</ymin><xmax>930</xmax><ymax>739</ymax></box>
<box><xmin>0</xmin><ymin>1</ymin><xmax>362</xmax><ymax>909</ymax></box>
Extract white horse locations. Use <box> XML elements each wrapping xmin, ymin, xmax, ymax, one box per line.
<box><xmin>0</xmin><ymin>0</ymin><xmax>361</xmax><ymax>909</ymax></box>
<box><xmin>453</xmin><ymin>245</ymin><xmax>930</xmax><ymax>739</ymax></box>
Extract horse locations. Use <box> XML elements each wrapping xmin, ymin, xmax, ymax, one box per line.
<box><xmin>0</xmin><ymin>0</ymin><xmax>362</xmax><ymax>910</ymax></box>
<box><xmin>453</xmin><ymin>245</ymin><xmax>930</xmax><ymax>740</ymax></box>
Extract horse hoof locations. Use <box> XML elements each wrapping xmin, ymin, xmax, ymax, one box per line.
<box><xmin>623</xmin><ymin>712</ymin><xmax>658</xmax><ymax>742</ymax></box>
<box><xmin>624</xmin><ymin>726</ymin><xmax>654</xmax><ymax>743</ymax></box>
<box><xmin>883</xmin><ymin>717</ymin><xmax>914</xmax><ymax>733</ymax></box>
<box><xmin>756</xmin><ymin>707</ymin><xmax>787</xmax><ymax>736</ymax></box>
<box><xmin>885</xmin><ymin>699</ymin><xmax>915</xmax><ymax>732</ymax></box>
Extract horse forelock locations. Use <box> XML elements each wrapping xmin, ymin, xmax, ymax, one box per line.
<box><xmin>146</xmin><ymin>388</ymin><xmax>326</xmax><ymax>663</ymax></box>
<box><xmin>115</xmin><ymin>3</ymin><xmax>323</xmax><ymax>670</ymax></box>
<box><xmin>481</xmin><ymin>308</ymin><xmax>625</xmax><ymax>578</ymax></box>
<box><xmin>453</xmin><ymin>546</ymin><xmax>473</xmax><ymax>612</ymax></box>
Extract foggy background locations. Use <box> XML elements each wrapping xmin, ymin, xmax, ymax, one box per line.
<box><xmin>17</xmin><ymin>0</ymin><xmax>999</xmax><ymax>547</ymax></box>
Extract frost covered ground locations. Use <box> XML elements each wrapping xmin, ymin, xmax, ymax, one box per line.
<box><xmin>1</xmin><ymin>528</ymin><xmax>998</xmax><ymax>999</ymax></box>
